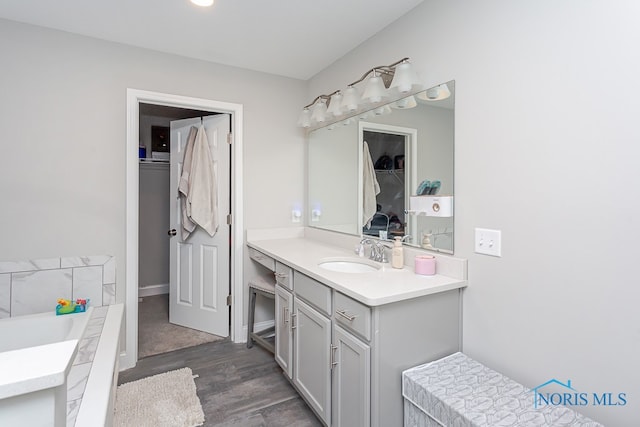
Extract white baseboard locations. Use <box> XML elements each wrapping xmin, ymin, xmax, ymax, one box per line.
<box><xmin>138</xmin><ymin>283</ymin><xmax>169</xmax><ymax>297</ymax></box>
<box><xmin>239</xmin><ymin>319</ymin><xmax>275</xmax><ymax>343</ymax></box>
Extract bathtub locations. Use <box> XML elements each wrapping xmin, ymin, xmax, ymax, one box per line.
<box><xmin>0</xmin><ymin>303</ymin><xmax>124</xmax><ymax>427</ymax></box>
<box><xmin>0</xmin><ymin>308</ymin><xmax>91</xmax><ymax>353</ymax></box>
<box><xmin>0</xmin><ymin>308</ymin><xmax>92</xmax><ymax>427</ymax></box>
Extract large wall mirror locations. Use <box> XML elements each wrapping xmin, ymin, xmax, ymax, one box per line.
<box><xmin>308</xmin><ymin>80</ymin><xmax>455</xmax><ymax>253</ymax></box>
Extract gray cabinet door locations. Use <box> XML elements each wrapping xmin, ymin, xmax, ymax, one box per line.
<box><xmin>332</xmin><ymin>325</ymin><xmax>370</xmax><ymax>427</ymax></box>
<box><xmin>293</xmin><ymin>298</ymin><xmax>332</xmax><ymax>425</ymax></box>
<box><xmin>275</xmin><ymin>284</ymin><xmax>293</xmax><ymax>379</ymax></box>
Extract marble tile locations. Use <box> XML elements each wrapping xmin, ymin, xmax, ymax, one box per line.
<box><xmin>67</xmin><ymin>398</ymin><xmax>81</xmax><ymax>427</ymax></box>
<box><xmin>67</xmin><ymin>362</ymin><xmax>92</xmax><ymax>401</ymax></box>
<box><xmin>74</xmin><ymin>336</ymin><xmax>100</xmax><ymax>365</ymax></box>
<box><xmin>61</xmin><ymin>255</ymin><xmax>111</xmax><ymax>268</ymax></box>
<box><xmin>103</xmin><ymin>283</ymin><xmax>116</xmax><ymax>306</ymax></box>
<box><xmin>12</xmin><ymin>269</ymin><xmax>72</xmax><ymax>316</ymax></box>
<box><xmin>0</xmin><ymin>274</ymin><xmax>10</xmax><ymax>318</ymax></box>
<box><xmin>84</xmin><ymin>314</ymin><xmax>106</xmax><ymax>338</ymax></box>
<box><xmin>0</xmin><ymin>257</ymin><xmax>60</xmax><ymax>273</ymax></box>
<box><xmin>91</xmin><ymin>305</ymin><xmax>109</xmax><ymax>319</ymax></box>
<box><xmin>103</xmin><ymin>256</ymin><xmax>116</xmax><ymax>284</ymax></box>
<box><xmin>73</xmin><ymin>266</ymin><xmax>103</xmax><ymax>307</ymax></box>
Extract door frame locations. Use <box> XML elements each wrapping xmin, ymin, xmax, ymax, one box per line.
<box><xmin>123</xmin><ymin>89</ymin><xmax>244</xmax><ymax>370</ymax></box>
<box><xmin>358</xmin><ymin>121</ymin><xmax>417</xmax><ymax>241</ymax></box>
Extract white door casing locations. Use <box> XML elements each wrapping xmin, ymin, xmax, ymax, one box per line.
<box><xmin>169</xmin><ymin>115</ymin><xmax>230</xmax><ymax>336</ymax></box>
<box><xmin>124</xmin><ymin>89</ymin><xmax>243</xmax><ymax>371</ymax></box>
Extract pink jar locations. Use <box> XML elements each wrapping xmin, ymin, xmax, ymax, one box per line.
<box><xmin>414</xmin><ymin>255</ymin><xmax>436</xmax><ymax>275</ymax></box>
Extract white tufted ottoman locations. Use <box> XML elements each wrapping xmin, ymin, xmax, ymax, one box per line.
<box><xmin>402</xmin><ymin>352</ymin><xmax>603</xmax><ymax>427</ymax></box>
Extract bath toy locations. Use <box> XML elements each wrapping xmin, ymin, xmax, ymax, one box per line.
<box><xmin>56</xmin><ymin>301</ymin><xmax>77</xmax><ymax>315</ymax></box>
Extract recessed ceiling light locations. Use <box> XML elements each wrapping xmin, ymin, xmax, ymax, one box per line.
<box><xmin>191</xmin><ymin>0</ymin><xmax>214</xmax><ymax>6</ymax></box>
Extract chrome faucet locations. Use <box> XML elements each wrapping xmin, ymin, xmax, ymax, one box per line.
<box><xmin>371</xmin><ymin>240</ymin><xmax>393</xmax><ymax>263</ymax></box>
<box><xmin>356</xmin><ymin>238</ymin><xmax>373</xmax><ymax>257</ymax></box>
<box><xmin>355</xmin><ymin>238</ymin><xmax>392</xmax><ymax>262</ymax></box>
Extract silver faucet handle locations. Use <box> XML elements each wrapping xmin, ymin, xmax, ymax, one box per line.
<box><xmin>368</xmin><ymin>246</ymin><xmax>378</xmax><ymax>261</ymax></box>
<box><xmin>373</xmin><ymin>241</ymin><xmax>392</xmax><ymax>263</ymax></box>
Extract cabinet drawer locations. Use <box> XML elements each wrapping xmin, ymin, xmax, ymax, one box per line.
<box><xmin>293</xmin><ymin>271</ymin><xmax>332</xmax><ymax>316</ymax></box>
<box><xmin>334</xmin><ymin>292</ymin><xmax>372</xmax><ymax>342</ymax></box>
<box><xmin>275</xmin><ymin>261</ymin><xmax>293</xmax><ymax>291</ymax></box>
<box><xmin>249</xmin><ymin>247</ymin><xmax>275</xmax><ymax>271</ymax></box>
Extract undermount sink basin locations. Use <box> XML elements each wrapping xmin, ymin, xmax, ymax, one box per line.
<box><xmin>318</xmin><ymin>257</ymin><xmax>381</xmax><ymax>273</ymax></box>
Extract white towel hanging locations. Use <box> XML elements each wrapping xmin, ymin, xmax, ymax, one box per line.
<box><xmin>178</xmin><ymin>126</ymin><xmax>198</xmax><ymax>240</ymax></box>
<box><xmin>362</xmin><ymin>141</ymin><xmax>380</xmax><ymax>229</ymax></box>
<box><xmin>188</xmin><ymin>125</ymin><xmax>219</xmax><ymax>236</ymax></box>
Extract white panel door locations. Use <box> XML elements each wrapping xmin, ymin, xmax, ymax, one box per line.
<box><xmin>169</xmin><ymin>114</ymin><xmax>230</xmax><ymax>336</ymax></box>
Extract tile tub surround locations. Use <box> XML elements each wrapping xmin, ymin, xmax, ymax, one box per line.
<box><xmin>68</xmin><ymin>304</ymin><xmax>124</xmax><ymax>427</ymax></box>
<box><xmin>67</xmin><ymin>305</ymin><xmax>109</xmax><ymax>427</ymax></box>
<box><xmin>0</xmin><ymin>255</ymin><xmax>116</xmax><ymax>318</ymax></box>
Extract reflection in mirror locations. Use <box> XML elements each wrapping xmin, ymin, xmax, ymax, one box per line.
<box><xmin>360</xmin><ymin>123</ymin><xmax>416</xmax><ymax>241</ymax></box>
<box><xmin>308</xmin><ymin>123</ymin><xmax>359</xmax><ymax>234</ymax></box>
<box><xmin>307</xmin><ymin>81</ymin><xmax>455</xmax><ymax>253</ymax></box>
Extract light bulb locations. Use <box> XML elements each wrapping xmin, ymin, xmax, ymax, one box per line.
<box><xmin>298</xmin><ymin>108</ymin><xmax>311</xmax><ymax>128</ymax></box>
<box><xmin>391</xmin><ymin>96</ymin><xmax>417</xmax><ymax>109</ymax></box>
<box><xmin>361</xmin><ymin>74</ymin><xmax>387</xmax><ymax>104</ymax></box>
<box><xmin>390</xmin><ymin>61</ymin><xmax>421</xmax><ymax>94</ymax></box>
<box><xmin>340</xmin><ymin>86</ymin><xmax>360</xmax><ymax>113</ymax></box>
<box><xmin>326</xmin><ymin>92</ymin><xmax>344</xmax><ymax>117</ymax></box>
<box><xmin>311</xmin><ymin>100</ymin><xmax>328</xmax><ymax>124</ymax></box>
<box><xmin>417</xmin><ymin>83</ymin><xmax>451</xmax><ymax>101</ymax></box>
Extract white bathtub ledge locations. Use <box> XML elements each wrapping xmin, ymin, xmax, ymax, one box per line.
<box><xmin>0</xmin><ymin>340</ymin><xmax>78</xmax><ymax>399</ymax></box>
<box><xmin>75</xmin><ymin>303</ymin><xmax>124</xmax><ymax>427</ymax></box>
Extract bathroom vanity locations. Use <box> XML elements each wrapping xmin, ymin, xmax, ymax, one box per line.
<box><xmin>247</xmin><ymin>230</ymin><xmax>467</xmax><ymax>427</ymax></box>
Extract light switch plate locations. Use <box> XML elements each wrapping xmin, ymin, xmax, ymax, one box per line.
<box><xmin>475</xmin><ymin>228</ymin><xmax>502</xmax><ymax>257</ymax></box>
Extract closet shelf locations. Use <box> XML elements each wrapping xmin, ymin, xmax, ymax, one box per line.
<box><xmin>375</xmin><ymin>169</ymin><xmax>404</xmax><ymax>173</ymax></box>
<box><xmin>139</xmin><ymin>158</ymin><xmax>169</xmax><ymax>164</ymax></box>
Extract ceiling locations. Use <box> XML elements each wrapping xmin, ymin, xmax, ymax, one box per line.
<box><xmin>0</xmin><ymin>0</ymin><xmax>423</xmax><ymax>80</ymax></box>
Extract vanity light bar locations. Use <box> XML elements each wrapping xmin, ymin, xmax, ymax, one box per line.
<box><xmin>298</xmin><ymin>57</ymin><xmax>422</xmax><ymax>128</ymax></box>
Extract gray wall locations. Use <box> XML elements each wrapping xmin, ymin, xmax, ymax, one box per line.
<box><xmin>309</xmin><ymin>1</ymin><xmax>639</xmax><ymax>425</ymax></box>
<box><xmin>138</xmin><ymin>163</ymin><xmax>169</xmax><ymax>289</ymax></box>
<box><xmin>0</xmin><ymin>19</ymin><xmax>306</xmax><ymax>338</ymax></box>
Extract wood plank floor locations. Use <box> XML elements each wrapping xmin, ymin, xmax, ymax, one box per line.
<box><xmin>118</xmin><ymin>340</ymin><xmax>323</xmax><ymax>426</ymax></box>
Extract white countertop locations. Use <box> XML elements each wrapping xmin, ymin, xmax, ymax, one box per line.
<box><xmin>247</xmin><ymin>237</ymin><xmax>467</xmax><ymax>306</ymax></box>
<box><xmin>0</xmin><ymin>339</ymin><xmax>78</xmax><ymax>399</ymax></box>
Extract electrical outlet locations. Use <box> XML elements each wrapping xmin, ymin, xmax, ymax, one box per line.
<box><xmin>291</xmin><ymin>209</ymin><xmax>302</xmax><ymax>223</ymax></box>
<box><xmin>475</xmin><ymin>228</ymin><xmax>502</xmax><ymax>257</ymax></box>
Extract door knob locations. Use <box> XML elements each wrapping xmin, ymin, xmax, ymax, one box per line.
<box><xmin>168</xmin><ymin>229</ymin><xmax>177</xmax><ymax>236</ymax></box>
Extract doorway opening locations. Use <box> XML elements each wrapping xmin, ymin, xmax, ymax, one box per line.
<box><xmin>359</xmin><ymin>122</ymin><xmax>417</xmax><ymax>242</ymax></box>
<box><xmin>124</xmin><ymin>89</ymin><xmax>244</xmax><ymax>370</ymax></box>
<box><xmin>137</xmin><ymin>104</ymin><xmax>227</xmax><ymax>358</ymax></box>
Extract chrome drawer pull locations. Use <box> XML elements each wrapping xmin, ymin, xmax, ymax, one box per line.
<box><xmin>336</xmin><ymin>309</ymin><xmax>356</xmax><ymax>322</ymax></box>
<box><xmin>330</xmin><ymin>344</ymin><xmax>338</xmax><ymax>369</ymax></box>
<box><xmin>291</xmin><ymin>313</ymin><xmax>297</xmax><ymax>329</ymax></box>
<box><xmin>275</xmin><ymin>272</ymin><xmax>288</xmax><ymax>279</ymax></box>
<box><xmin>283</xmin><ymin>307</ymin><xmax>289</xmax><ymax>325</ymax></box>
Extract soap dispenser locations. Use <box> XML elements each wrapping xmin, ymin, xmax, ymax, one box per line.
<box><xmin>392</xmin><ymin>236</ymin><xmax>404</xmax><ymax>269</ymax></box>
